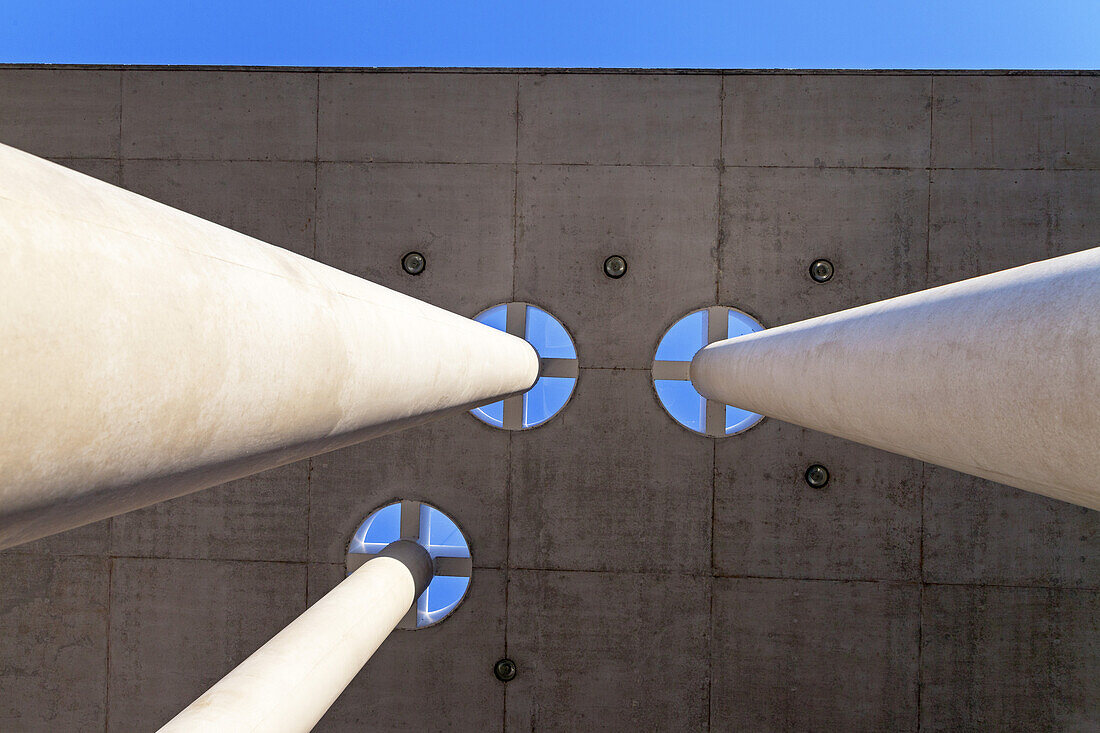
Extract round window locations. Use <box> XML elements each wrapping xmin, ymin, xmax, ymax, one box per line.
<box><xmin>347</xmin><ymin>501</ymin><xmax>472</xmax><ymax>629</ymax></box>
<box><xmin>652</xmin><ymin>306</ymin><xmax>765</xmax><ymax>437</ymax></box>
<box><xmin>470</xmin><ymin>303</ymin><xmax>578</xmax><ymax>429</ymax></box>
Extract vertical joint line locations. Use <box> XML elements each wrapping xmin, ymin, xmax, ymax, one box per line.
<box><xmin>104</xmin><ymin>557</ymin><xmax>114</xmax><ymax>733</ymax></box>
<box><xmin>924</xmin><ymin>75</ymin><xmax>934</xmax><ymax>288</ymax></box>
<box><xmin>305</xmin><ymin>457</ymin><xmax>313</xmax><ymax>605</ymax></box>
<box><xmin>313</xmin><ymin>72</ymin><xmax>321</xmax><ymax>259</ymax></box>
<box><xmin>504</xmin><ymin>430</ymin><xmax>513</xmax><ymax>656</ymax></box>
<box><xmin>116</xmin><ymin>70</ymin><xmax>123</xmax><ymax>182</ymax></box>
<box><xmin>511</xmin><ymin>77</ymin><xmax>520</xmax><ymax>304</ymax></box>
<box><xmin>715</xmin><ymin>74</ymin><xmax>725</xmax><ymax>305</ymax></box>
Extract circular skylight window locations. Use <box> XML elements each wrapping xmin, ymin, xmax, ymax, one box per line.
<box><xmin>652</xmin><ymin>306</ymin><xmax>765</xmax><ymax>437</ymax></box>
<box><xmin>470</xmin><ymin>303</ymin><xmax>579</xmax><ymax>430</ymax></box>
<box><xmin>347</xmin><ymin>500</ymin><xmax>472</xmax><ymax>629</ymax></box>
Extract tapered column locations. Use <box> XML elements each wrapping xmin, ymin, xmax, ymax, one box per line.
<box><xmin>0</xmin><ymin>143</ymin><xmax>540</xmax><ymax>548</ymax></box>
<box><xmin>160</xmin><ymin>540</ymin><xmax>433</xmax><ymax>733</ymax></box>
<box><xmin>692</xmin><ymin>247</ymin><xmax>1100</xmax><ymax>510</ymax></box>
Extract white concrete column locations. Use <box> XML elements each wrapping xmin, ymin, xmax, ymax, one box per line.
<box><xmin>0</xmin><ymin>143</ymin><xmax>540</xmax><ymax>548</ymax></box>
<box><xmin>159</xmin><ymin>541</ymin><xmax>433</xmax><ymax>733</ymax></box>
<box><xmin>691</xmin><ymin>247</ymin><xmax>1100</xmax><ymax>510</ymax></box>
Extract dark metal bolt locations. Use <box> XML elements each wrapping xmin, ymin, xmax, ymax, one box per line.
<box><xmin>402</xmin><ymin>251</ymin><xmax>426</xmax><ymax>276</ymax></box>
<box><xmin>809</xmin><ymin>258</ymin><xmax>834</xmax><ymax>283</ymax></box>
<box><xmin>805</xmin><ymin>464</ymin><xmax>830</xmax><ymax>489</ymax></box>
<box><xmin>494</xmin><ymin>658</ymin><xmax>517</xmax><ymax>682</ymax></box>
<box><xmin>604</xmin><ymin>255</ymin><xmax>627</xmax><ymax>279</ymax></box>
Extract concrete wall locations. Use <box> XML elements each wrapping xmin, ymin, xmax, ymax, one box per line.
<box><xmin>0</xmin><ymin>67</ymin><xmax>1097</xmax><ymax>731</ymax></box>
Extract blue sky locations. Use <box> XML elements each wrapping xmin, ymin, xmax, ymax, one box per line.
<box><xmin>1</xmin><ymin>0</ymin><xmax>1096</xmax><ymax>68</ymax></box>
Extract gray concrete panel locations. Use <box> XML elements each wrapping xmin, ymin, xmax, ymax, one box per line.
<box><xmin>723</xmin><ymin>74</ymin><xmax>931</xmax><ymax>168</ymax></box>
<box><xmin>309</xmin><ymin>564</ymin><xmax>506</xmax><ymax>731</ymax></box>
<box><xmin>122</xmin><ymin>70</ymin><xmax>317</xmax><ymax>160</ymax></box>
<box><xmin>928</xmin><ymin>168</ymin><xmax>1100</xmax><ymax>286</ymax></box>
<box><xmin>0</xmin><ymin>69</ymin><xmax>120</xmax><ymax>158</ymax></box>
<box><xmin>516</xmin><ymin>163</ymin><xmax>718</xmax><ymax>368</ymax></box>
<box><xmin>720</xmin><ymin>166</ymin><xmax>928</xmax><ymax>326</ymax></box>
<box><xmin>712</xmin><ymin>577</ymin><xmax>919</xmax><ymax>731</ymax></box>
<box><xmin>932</xmin><ymin>76</ymin><xmax>1100</xmax><ymax>170</ymax></box>
<box><xmin>715</xmin><ymin>420</ymin><xmax>921</xmax><ymax>581</ymax></box>
<box><xmin>506</xmin><ymin>569</ymin><xmax>710</xmax><ymax>732</ymax></box>
<box><xmin>107</xmin><ymin>558</ymin><xmax>305</xmax><ymax>731</ymax></box>
<box><xmin>921</xmin><ymin>584</ymin><xmax>1100</xmax><ymax>731</ymax></box>
<box><xmin>316</xmin><ymin>162</ymin><xmax>515</xmax><ymax>314</ymax></box>
<box><xmin>319</xmin><ymin>72</ymin><xmax>517</xmax><ymax>163</ymax></box>
<box><xmin>309</xmin><ymin>414</ymin><xmax>511</xmax><ymax>566</ymax></box>
<box><xmin>924</xmin><ymin>465</ymin><xmax>1100</xmax><ymax>588</ymax></box>
<box><xmin>111</xmin><ymin>462</ymin><xmax>309</xmax><ymax>562</ymax></box>
<box><xmin>510</xmin><ymin>369</ymin><xmax>713</xmax><ymax>573</ymax></box>
<box><xmin>0</xmin><ymin>554</ymin><xmax>108</xmax><ymax>731</ymax></box>
<box><xmin>518</xmin><ymin>73</ymin><xmax>721</xmax><ymax>165</ymax></box>
<box><xmin>120</xmin><ymin>159</ymin><xmax>317</xmax><ymax>256</ymax></box>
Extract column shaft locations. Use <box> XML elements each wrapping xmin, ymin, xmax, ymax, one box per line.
<box><xmin>159</xmin><ymin>552</ymin><xmax>423</xmax><ymax>732</ymax></box>
<box><xmin>692</xmin><ymin>247</ymin><xmax>1100</xmax><ymax>509</ymax></box>
<box><xmin>0</xmin><ymin>144</ymin><xmax>539</xmax><ymax>548</ymax></box>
